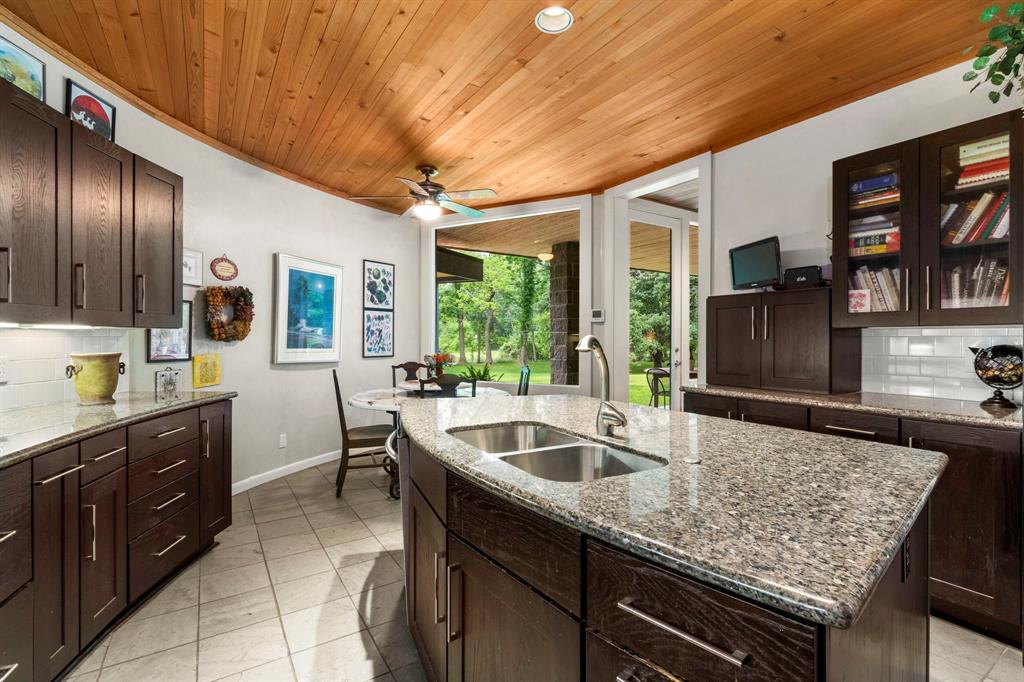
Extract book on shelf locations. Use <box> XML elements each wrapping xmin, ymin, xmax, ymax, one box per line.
<box><xmin>850</xmin><ymin>212</ymin><xmax>900</xmax><ymax>234</ymax></box>
<box><xmin>955</xmin><ymin>135</ymin><xmax>1010</xmax><ymax>188</ymax></box>
<box><xmin>849</xmin><ymin>171</ymin><xmax>900</xmax><ymax>210</ymax></box>
<box><xmin>850</xmin><ymin>190</ymin><xmax>900</xmax><ymax>209</ymax></box>
<box><xmin>959</xmin><ymin>134</ymin><xmax>1009</xmax><ymax>163</ymax></box>
<box><xmin>848</xmin><ymin>265</ymin><xmax>900</xmax><ymax>312</ymax></box>
<box><xmin>848</xmin><ymin>227</ymin><xmax>900</xmax><ymax>256</ymax></box>
<box><xmin>942</xmin><ymin>255</ymin><xmax>1010</xmax><ymax>308</ymax></box>
<box><xmin>940</xmin><ymin>191</ymin><xmax>1010</xmax><ymax>245</ymax></box>
<box><xmin>849</xmin><ymin>172</ymin><xmax>898</xmax><ymax>195</ymax></box>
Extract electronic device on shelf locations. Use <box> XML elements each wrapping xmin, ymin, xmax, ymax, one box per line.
<box><xmin>730</xmin><ymin>236</ymin><xmax>781</xmax><ymax>290</ymax></box>
<box><xmin>784</xmin><ymin>265</ymin><xmax>827</xmax><ymax>288</ymax></box>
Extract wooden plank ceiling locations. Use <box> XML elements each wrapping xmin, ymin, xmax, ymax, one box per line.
<box><xmin>0</xmin><ymin>0</ymin><xmax>991</xmax><ymax>213</ymax></box>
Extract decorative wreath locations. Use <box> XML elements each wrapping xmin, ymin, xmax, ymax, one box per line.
<box><xmin>205</xmin><ymin>286</ymin><xmax>254</xmax><ymax>342</ymax></box>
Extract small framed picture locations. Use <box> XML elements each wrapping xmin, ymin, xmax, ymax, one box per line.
<box><xmin>193</xmin><ymin>353</ymin><xmax>222</xmax><ymax>388</ymax></box>
<box><xmin>154</xmin><ymin>366</ymin><xmax>182</xmax><ymax>402</ymax></box>
<box><xmin>183</xmin><ymin>248</ymin><xmax>203</xmax><ymax>287</ymax></box>
<box><xmin>147</xmin><ymin>300</ymin><xmax>193</xmax><ymax>362</ymax></box>
<box><xmin>363</xmin><ymin>310</ymin><xmax>394</xmax><ymax>358</ymax></box>
<box><xmin>65</xmin><ymin>79</ymin><xmax>116</xmax><ymax>141</ymax></box>
<box><xmin>363</xmin><ymin>260</ymin><xmax>394</xmax><ymax>310</ymax></box>
<box><xmin>0</xmin><ymin>36</ymin><xmax>44</xmax><ymax>100</ymax></box>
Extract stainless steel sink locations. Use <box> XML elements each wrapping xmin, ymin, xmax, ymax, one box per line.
<box><xmin>498</xmin><ymin>443</ymin><xmax>664</xmax><ymax>482</ymax></box>
<box><xmin>449</xmin><ymin>424</ymin><xmax>582</xmax><ymax>454</ymax></box>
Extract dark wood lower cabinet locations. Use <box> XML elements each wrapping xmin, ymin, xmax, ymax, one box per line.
<box><xmin>736</xmin><ymin>399</ymin><xmax>808</xmax><ymax>430</ymax></box>
<box><xmin>32</xmin><ymin>445</ymin><xmax>81</xmax><ymax>681</ymax></box>
<box><xmin>0</xmin><ymin>582</ymin><xmax>34</xmax><ymax>682</ymax></box>
<box><xmin>809</xmin><ymin>407</ymin><xmax>900</xmax><ymax>444</ymax></box>
<box><xmin>79</xmin><ymin>468</ymin><xmax>127</xmax><ymax>645</ymax></box>
<box><xmin>706</xmin><ymin>294</ymin><xmax>762</xmax><ymax>388</ymax></box>
<box><xmin>199</xmin><ymin>401</ymin><xmax>232</xmax><ymax>547</ymax></box>
<box><xmin>682</xmin><ymin>392</ymin><xmax>737</xmax><ymax>419</ymax></box>
<box><xmin>409</xmin><ymin>485</ymin><xmax>447</xmax><ymax>682</ymax></box>
<box><xmin>446</xmin><ymin>535</ymin><xmax>579</xmax><ymax>682</ymax></box>
<box><xmin>585</xmin><ymin>631</ymin><xmax>671</xmax><ymax>681</ymax></box>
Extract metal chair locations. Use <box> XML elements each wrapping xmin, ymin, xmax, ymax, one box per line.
<box><xmin>517</xmin><ymin>365</ymin><xmax>531</xmax><ymax>396</ymax></box>
<box><xmin>392</xmin><ymin>361</ymin><xmax>428</xmax><ymax>386</ymax></box>
<box><xmin>333</xmin><ymin>369</ymin><xmax>394</xmax><ymax>498</ymax></box>
<box><xmin>645</xmin><ymin>367</ymin><xmax>672</xmax><ymax>408</ymax></box>
<box><xmin>419</xmin><ymin>373</ymin><xmax>476</xmax><ymax>397</ymax></box>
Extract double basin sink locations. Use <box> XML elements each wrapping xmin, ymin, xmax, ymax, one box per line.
<box><xmin>448</xmin><ymin>424</ymin><xmax>664</xmax><ymax>482</ymax></box>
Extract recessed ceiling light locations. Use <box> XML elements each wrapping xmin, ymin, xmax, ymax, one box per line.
<box><xmin>535</xmin><ymin>6</ymin><xmax>574</xmax><ymax>34</ymax></box>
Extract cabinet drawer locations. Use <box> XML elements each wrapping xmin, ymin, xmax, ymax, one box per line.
<box><xmin>587</xmin><ymin>631</ymin><xmax>672</xmax><ymax>681</ymax></box>
<box><xmin>447</xmin><ymin>473</ymin><xmax>581</xmax><ymax>616</ymax></box>
<box><xmin>682</xmin><ymin>393</ymin><xmax>737</xmax><ymax>419</ymax></box>
<box><xmin>129</xmin><ymin>502</ymin><xmax>198</xmax><ymax>601</ymax></box>
<box><xmin>128</xmin><ymin>409</ymin><xmax>198</xmax><ymax>462</ymax></box>
<box><xmin>80</xmin><ymin>428</ymin><xmax>127</xmax><ymax>485</ymax></box>
<box><xmin>128</xmin><ymin>470</ymin><xmax>199</xmax><ymax>540</ymax></box>
<box><xmin>128</xmin><ymin>439</ymin><xmax>199</xmax><ymax>502</ymax></box>
<box><xmin>0</xmin><ymin>461</ymin><xmax>31</xmax><ymax>604</ymax></box>
<box><xmin>736</xmin><ymin>399</ymin><xmax>808</xmax><ymax>430</ymax></box>
<box><xmin>809</xmin><ymin>408</ymin><xmax>899</xmax><ymax>444</ymax></box>
<box><xmin>0</xmin><ymin>582</ymin><xmax>33</xmax><ymax>682</ymax></box>
<box><xmin>409</xmin><ymin>442</ymin><xmax>446</xmax><ymax>522</ymax></box>
<box><xmin>587</xmin><ymin>541</ymin><xmax>817</xmax><ymax>682</ymax></box>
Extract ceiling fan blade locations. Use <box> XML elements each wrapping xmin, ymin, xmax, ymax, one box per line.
<box><xmin>444</xmin><ymin>188</ymin><xmax>497</xmax><ymax>200</ymax></box>
<box><xmin>440</xmin><ymin>200</ymin><xmax>484</xmax><ymax>219</ymax></box>
<box><xmin>395</xmin><ymin>177</ymin><xmax>429</xmax><ymax>196</ymax></box>
<box><xmin>349</xmin><ymin>195</ymin><xmax>414</xmax><ymax>200</ymax></box>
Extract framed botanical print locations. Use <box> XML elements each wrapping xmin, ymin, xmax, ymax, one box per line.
<box><xmin>363</xmin><ymin>310</ymin><xmax>394</xmax><ymax>358</ymax></box>
<box><xmin>65</xmin><ymin>79</ymin><xmax>116</xmax><ymax>140</ymax></box>
<box><xmin>147</xmin><ymin>300</ymin><xmax>193</xmax><ymax>362</ymax></box>
<box><xmin>363</xmin><ymin>260</ymin><xmax>394</xmax><ymax>310</ymax></box>
<box><xmin>0</xmin><ymin>37</ymin><xmax>43</xmax><ymax>100</ymax></box>
<box><xmin>273</xmin><ymin>253</ymin><xmax>343</xmax><ymax>364</ymax></box>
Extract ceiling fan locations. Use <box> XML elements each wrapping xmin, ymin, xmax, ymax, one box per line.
<box><xmin>351</xmin><ymin>166</ymin><xmax>496</xmax><ymax>220</ymax></box>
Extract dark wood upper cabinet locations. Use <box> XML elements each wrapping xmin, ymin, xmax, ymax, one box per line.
<box><xmin>79</xmin><ymin>468</ymin><xmax>127</xmax><ymax>645</ymax></box>
<box><xmin>0</xmin><ymin>79</ymin><xmax>71</xmax><ymax>324</ymax></box>
<box><xmin>133</xmin><ymin>157</ymin><xmax>182</xmax><ymax>328</ymax></box>
<box><xmin>71</xmin><ymin>125</ymin><xmax>133</xmax><ymax>327</ymax></box>
<box><xmin>901</xmin><ymin>420</ymin><xmax>1022</xmax><ymax>641</ymax></box>
<box><xmin>32</xmin><ymin>445</ymin><xmax>81</xmax><ymax>681</ymax></box>
<box><xmin>705</xmin><ymin>293</ymin><xmax>762</xmax><ymax>388</ymax></box>
<box><xmin>919</xmin><ymin>111</ymin><xmax>1022</xmax><ymax>325</ymax></box>
<box><xmin>199</xmin><ymin>401</ymin><xmax>232</xmax><ymax>547</ymax></box>
<box><xmin>409</xmin><ymin>485</ymin><xmax>447</xmax><ymax>682</ymax></box>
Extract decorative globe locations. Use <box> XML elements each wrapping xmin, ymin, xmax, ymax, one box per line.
<box><xmin>969</xmin><ymin>344</ymin><xmax>1023</xmax><ymax>408</ymax></box>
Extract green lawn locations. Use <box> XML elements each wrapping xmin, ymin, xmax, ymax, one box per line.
<box><xmin>448</xmin><ymin>358</ymin><xmax>666</xmax><ymax>405</ymax></box>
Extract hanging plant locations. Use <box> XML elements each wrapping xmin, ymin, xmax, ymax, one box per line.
<box><xmin>964</xmin><ymin>3</ymin><xmax>1024</xmax><ymax>105</ymax></box>
<box><xmin>206</xmin><ymin>286</ymin><xmax>254</xmax><ymax>342</ymax></box>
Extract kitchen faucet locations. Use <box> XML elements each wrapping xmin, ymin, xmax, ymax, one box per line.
<box><xmin>575</xmin><ymin>335</ymin><xmax>628</xmax><ymax>436</ymax></box>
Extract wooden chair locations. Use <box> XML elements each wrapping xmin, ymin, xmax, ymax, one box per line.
<box><xmin>646</xmin><ymin>367</ymin><xmax>672</xmax><ymax>408</ymax></box>
<box><xmin>333</xmin><ymin>369</ymin><xmax>394</xmax><ymax>498</ymax></box>
<box><xmin>517</xmin><ymin>365</ymin><xmax>531</xmax><ymax>396</ymax></box>
<box><xmin>392</xmin><ymin>361</ymin><xmax>428</xmax><ymax>386</ymax></box>
<box><xmin>419</xmin><ymin>373</ymin><xmax>476</xmax><ymax>397</ymax></box>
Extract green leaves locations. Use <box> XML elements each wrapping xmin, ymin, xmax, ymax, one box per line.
<box><xmin>979</xmin><ymin>43</ymin><xmax>999</xmax><ymax>56</ymax></box>
<box><xmin>1009</xmin><ymin>1</ymin><xmax>1024</xmax><ymax>16</ymax></box>
<box><xmin>990</xmin><ymin>24</ymin><xmax>1012</xmax><ymax>41</ymax></box>
<box><xmin>965</xmin><ymin>70</ymin><xmax>980</xmax><ymax>81</ymax></box>
<box><xmin>989</xmin><ymin>89</ymin><xmax>1002</xmax><ymax>102</ymax></box>
<box><xmin>982</xmin><ymin>5</ymin><xmax>1001</xmax><ymax>21</ymax></box>
<box><xmin>974</xmin><ymin>55</ymin><xmax>991</xmax><ymax>69</ymax></box>
<box><xmin>965</xmin><ymin>3</ymin><xmax>1024</xmax><ymax>105</ymax></box>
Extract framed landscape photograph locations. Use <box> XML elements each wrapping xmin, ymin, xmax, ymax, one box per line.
<box><xmin>65</xmin><ymin>79</ymin><xmax>116</xmax><ymax>141</ymax></box>
<box><xmin>363</xmin><ymin>310</ymin><xmax>394</xmax><ymax>358</ymax></box>
<box><xmin>183</xmin><ymin>248</ymin><xmax>203</xmax><ymax>286</ymax></box>
<box><xmin>0</xmin><ymin>36</ymin><xmax>44</xmax><ymax>100</ymax></box>
<box><xmin>147</xmin><ymin>300</ymin><xmax>193</xmax><ymax>362</ymax></box>
<box><xmin>363</xmin><ymin>259</ymin><xmax>394</xmax><ymax>310</ymax></box>
<box><xmin>273</xmin><ymin>253</ymin><xmax>343</xmax><ymax>364</ymax></box>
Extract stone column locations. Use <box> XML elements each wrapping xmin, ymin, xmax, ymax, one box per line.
<box><xmin>549</xmin><ymin>241</ymin><xmax>580</xmax><ymax>385</ymax></box>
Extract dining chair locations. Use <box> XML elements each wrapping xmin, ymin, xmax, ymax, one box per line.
<box><xmin>517</xmin><ymin>365</ymin><xmax>531</xmax><ymax>396</ymax></box>
<box><xmin>419</xmin><ymin>373</ymin><xmax>477</xmax><ymax>397</ymax></box>
<box><xmin>392</xmin><ymin>361</ymin><xmax>428</xmax><ymax>387</ymax></box>
<box><xmin>333</xmin><ymin>369</ymin><xmax>395</xmax><ymax>498</ymax></box>
<box><xmin>645</xmin><ymin>367</ymin><xmax>672</xmax><ymax>408</ymax></box>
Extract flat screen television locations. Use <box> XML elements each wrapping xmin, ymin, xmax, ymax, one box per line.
<box><xmin>730</xmin><ymin>236</ymin><xmax>781</xmax><ymax>290</ymax></box>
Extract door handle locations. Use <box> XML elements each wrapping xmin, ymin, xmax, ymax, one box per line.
<box><xmin>925</xmin><ymin>266</ymin><xmax>931</xmax><ymax>311</ymax></box>
<box><xmin>153</xmin><ymin>534</ymin><xmax>188</xmax><ymax>557</ymax></box>
<box><xmin>153</xmin><ymin>491</ymin><xmax>187</xmax><ymax>511</ymax></box>
<box><xmin>74</xmin><ymin>263</ymin><xmax>86</xmax><ymax>309</ymax></box>
<box><xmin>154</xmin><ymin>459</ymin><xmax>187</xmax><ymax>475</ymax></box>
<box><xmin>446</xmin><ymin>563</ymin><xmax>462</xmax><ymax>643</ymax></box>
<box><xmin>903</xmin><ymin>268</ymin><xmax>910</xmax><ymax>311</ymax></box>
<box><xmin>153</xmin><ymin>425</ymin><xmax>187</xmax><ymax>439</ymax></box>
<box><xmin>617</xmin><ymin>597</ymin><xmax>748</xmax><ymax>668</ymax></box>
<box><xmin>749</xmin><ymin>306</ymin><xmax>755</xmax><ymax>340</ymax></box>
<box><xmin>34</xmin><ymin>464</ymin><xmax>85</xmax><ymax>485</ymax></box>
<box><xmin>201</xmin><ymin>419</ymin><xmax>211</xmax><ymax>458</ymax></box>
<box><xmin>83</xmin><ymin>504</ymin><xmax>97</xmax><ymax>562</ymax></box>
<box><xmin>762</xmin><ymin>305</ymin><xmax>768</xmax><ymax>341</ymax></box>
<box><xmin>136</xmin><ymin>274</ymin><xmax>146</xmax><ymax>314</ymax></box>
<box><xmin>0</xmin><ymin>246</ymin><xmax>10</xmax><ymax>303</ymax></box>
<box><xmin>433</xmin><ymin>551</ymin><xmax>446</xmax><ymax>625</ymax></box>
<box><xmin>0</xmin><ymin>529</ymin><xmax>16</xmax><ymax>545</ymax></box>
<box><xmin>0</xmin><ymin>663</ymin><xmax>18</xmax><ymax>682</ymax></box>
<box><xmin>824</xmin><ymin>424</ymin><xmax>877</xmax><ymax>437</ymax></box>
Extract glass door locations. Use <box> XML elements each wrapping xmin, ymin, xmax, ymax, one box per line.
<box><xmin>921</xmin><ymin>112</ymin><xmax>1021</xmax><ymax>325</ymax></box>
<box><xmin>832</xmin><ymin>141</ymin><xmax>919</xmax><ymax>327</ymax></box>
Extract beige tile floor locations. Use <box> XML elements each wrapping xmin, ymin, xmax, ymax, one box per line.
<box><xmin>63</xmin><ymin>463</ymin><xmax>1022</xmax><ymax>682</ymax></box>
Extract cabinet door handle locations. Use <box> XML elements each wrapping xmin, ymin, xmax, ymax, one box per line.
<box><xmin>824</xmin><ymin>424</ymin><xmax>877</xmax><ymax>437</ymax></box>
<box><xmin>762</xmin><ymin>304</ymin><xmax>768</xmax><ymax>341</ymax></box>
<box><xmin>908</xmin><ymin>436</ymin><xmax>916</xmax><ymax>448</ymax></box>
<box><xmin>153</xmin><ymin>425</ymin><xmax>187</xmax><ymax>439</ymax></box>
<box><xmin>153</xmin><ymin>534</ymin><xmax>188</xmax><ymax>557</ymax></box>
<box><xmin>154</xmin><ymin>459</ymin><xmax>187</xmax><ymax>475</ymax></box>
<box><xmin>201</xmin><ymin>419</ymin><xmax>211</xmax><ymax>458</ymax></box>
<box><xmin>433</xmin><ymin>551</ymin><xmax>446</xmax><ymax>625</ymax></box>
<box><xmin>903</xmin><ymin>268</ymin><xmax>910</xmax><ymax>311</ymax></box>
<box><xmin>83</xmin><ymin>504</ymin><xmax>97</xmax><ymax>562</ymax></box>
<box><xmin>0</xmin><ymin>663</ymin><xmax>19</xmax><ymax>682</ymax></box>
<box><xmin>74</xmin><ymin>263</ymin><xmax>86</xmax><ymax>309</ymax></box>
<box><xmin>89</xmin><ymin>446</ymin><xmax>126</xmax><ymax>462</ymax></box>
<box><xmin>616</xmin><ymin>672</ymin><xmax>638</xmax><ymax>682</ymax></box>
<box><xmin>34</xmin><ymin>464</ymin><xmax>85</xmax><ymax>485</ymax></box>
<box><xmin>617</xmin><ymin>597</ymin><xmax>748</xmax><ymax>668</ymax></box>
<box><xmin>136</xmin><ymin>274</ymin><xmax>146</xmax><ymax>314</ymax></box>
<box><xmin>925</xmin><ymin>266</ymin><xmax>931</xmax><ymax>311</ymax></box>
<box><xmin>726</xmin><ymin>411</ymin><xmax>732</xmax><ymax>420</ymax></box>
<box><xmin>0</xmin><ymin>529</ymin><xmax>16</xmax><ymax>545</ymax></box>
<box><xmin>446</xmin><ymin>563</ymin><xmax>462</xmax><ymax>643</ymax></box>
<box><xmin>153</xmin><ymin>491</ymin><xmax>187</xmax><ymax>511</ymax></box>
<box><xmin>0</xmin><ymin>246</ymin><xmax>11</xmax><ymax>303</ymax></box>
<box><xmin>740</xmin><ymin>413</ymin><xmax>746</xmax><ymax>422</ymax></box>
<box><xmin>749</xmin><ymin>306</ymin><xmax>755</xmax><ymax>340</ymax></box>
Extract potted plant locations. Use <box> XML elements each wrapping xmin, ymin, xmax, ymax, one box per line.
<box><xmin>964</xmin><ymin>3</ymin><xmax>1024</xmax><ymax>105</ymax></box>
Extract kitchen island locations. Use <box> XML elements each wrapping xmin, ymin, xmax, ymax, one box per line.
<box><xmin>399</xmin><ymin>394</ymin><xmax>947</xmax><ymax>681</ymax></box>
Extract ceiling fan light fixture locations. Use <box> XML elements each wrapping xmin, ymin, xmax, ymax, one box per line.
<box><xmin>535</xmin><ymin>6</ymin><xmax>573</xmax><ymax>34</ymax></box>
<box><xmin>537</xmin><ymin>252</ymin><xmax>554</xmax><ymax>262</ymax></box>
<box><xmin>412</xmin><ymin>198</ymin><xmax>442</xmax><ymax>221</ymax></box>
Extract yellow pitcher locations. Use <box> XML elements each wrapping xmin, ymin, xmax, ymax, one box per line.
<box><xmin>66</xmin><ymin>352</ymin><xmax>126</xmax><ymax>405</ymax></box>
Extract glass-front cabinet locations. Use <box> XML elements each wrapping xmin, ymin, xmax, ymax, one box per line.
<box><xmin>832</xmin><ymin>141</ymin><xmax>919</xmax><ymax>327</ymax></box>
<box><xmin>920</xmin><ymin>112</ymin><xmax>1021</xmax><ymax>325</ymax></box>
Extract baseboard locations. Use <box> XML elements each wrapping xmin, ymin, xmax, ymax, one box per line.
<box><xmin>231</xmin><ymin>449</ymin><xmax>341</xmax><ymax>495</ymax></box>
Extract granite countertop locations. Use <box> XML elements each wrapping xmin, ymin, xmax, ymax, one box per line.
<box><xmin>681</xmin><ymin>384</ymin><xmax>1022</xmax><ymax>430</ymax></box>
<box><xmin>0</xmin><ymin>391</ymin><xmax>238</xmax><ymax>469</ymax></box>
<box><xmin>400</xmin><ymin>394</ymin><xmax>947</xmax><ymax>629</ymax></box>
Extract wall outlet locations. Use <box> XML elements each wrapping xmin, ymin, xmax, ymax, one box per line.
<box><xmin>0</xmin><ymin>356</ymin><xmax>7</xmax><ymax>384</ymax></box>
<box><xmin>278</xmin><ymin>433</ymin><xmax>287</xmax><ymax>449</ymax></box>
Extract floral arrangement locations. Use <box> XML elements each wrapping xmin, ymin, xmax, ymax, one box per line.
<box><xmin>430</xmin><ymin>352</ymin><xmax>454</xmax><ymax>375</ymax></box>
<box><xmin>206</xmin><ymin>286</ymin><xmax>254</xmax><ymax>342</ymax></box>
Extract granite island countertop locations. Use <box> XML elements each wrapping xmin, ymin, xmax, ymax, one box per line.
<box><xmin>681</xmin><ymin>384</ymin><xmax>1022</xmax><ymax>430</ymax></box>
<box><xmin>400</xmin><ymin>394</ymin><xmax>947</xmax><ymax>629</ymax></box>
<box><xmin>0</xmin><ymin>391</ymin><xmax>238</xmax><ymax>469</ymax></box>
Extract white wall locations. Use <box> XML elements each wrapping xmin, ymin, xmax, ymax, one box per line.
<box><xmin>0</xmin><ymin>22</ymin><xmax>420</xmax><ymax>486</ymax></box>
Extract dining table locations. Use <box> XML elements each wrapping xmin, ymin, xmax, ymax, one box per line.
<box><xmin>348</xmin><ymin>381</ymin><xmax>511</xmax><ymax>414</ymax></box>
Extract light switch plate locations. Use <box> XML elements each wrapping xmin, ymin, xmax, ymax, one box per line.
<box><xmin>0</xmin><ymin>356</ymin><xmax>8</xmax><ymax>384</ymax></box>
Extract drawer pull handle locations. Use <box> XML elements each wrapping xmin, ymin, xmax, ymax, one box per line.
<box><xmin>35</xmin><ymin>464</ymin><xmax>85</xmax><ymax>485</ymax></box>
<box><xmin>0</xmin><ymin>663</ymin><xmax>18</xmax><ymax>682</ymax></box>
<box><xmin>89</xmin><ymin>446</ymin><xmax>126</xmax><ymax>462</ymax></box>
<box><xmin>154</xmin><ymin>459</ymin><xmax>188</xmax><ymax>475</ymax></box>
<box><xmin>83</xmin><ymin>504</ymin><xmax>97</xmax><ymax>562</ymax></box>
<box><xmin>433</xmin><ymin>551</ymin><xmax>446</xmax><ymax>625</ymax></box>
<box><xmin>154</xmin><ymin>534</ymin><xmax>188</xmax><ymax>557</ymax></box>
<box><xmin>153</xmin><ymin>492</ymin><xmax>187</xmax><ymax>511</ymax></box>
<box><xmin>153</xmin><ymin>425</ymin><xmax>188</xmax><ymax>439</ymax></box>
<box><xmin>824</xmin><ymin>425</ymin><xmax>877</xmax><ymax>437</ymax></box>
<box><xmin>447</xmin><ymin>563</ymin><xmax>462</xmax><ymax>643</ymax></box>
<box><xmin>0</xmin><ymin>529</ymin><xmax>16</xmax><ymax>545</ymax></box>
<box><xmin>616</xmin><ymin>598</ymin><xmax>749</xmax><ymax>668</ymax></box>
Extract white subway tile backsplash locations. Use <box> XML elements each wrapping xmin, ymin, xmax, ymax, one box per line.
<box><xmin>888</xmin><ymin>337</ymin><xmax>909</xmax><ymax>355</ymax></box>
<box><xmin>907</xmin><ymin>339</ymin><xmax>934</xmax><ymax>357</ymax></box>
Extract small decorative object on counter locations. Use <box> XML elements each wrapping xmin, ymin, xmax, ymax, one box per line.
<box><xmin>193</xmin><ymin>353</ymin><xmax>222</xmax><ymax>388</ymax></box>
<box><xmin>155</xmin><ymin>366</ymin><xmax>182</xmax><ymax>401</ymax></box>
<box><xmin>969</xmin><ymin>343</ymin><xmax>1023</xmax><ymax>408</ymax></box>
<box><xmin>210</xmin><ymin>254</ymin><xmax>239</xmax><ymax>281</ymax></box>
<box><xmin>66</xmin><ymin>352</ymin><xmax>125</xmax><ymax>405</ymax></box>
<box><xmin>430</xmin><ymin>352</ymin><xmax>454</xmax><ymax>376</ymax></box>
<box><xmin>206</xmin><ymin>286</ymin><xmax>254</xmax><ymax>342</ymax></box>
